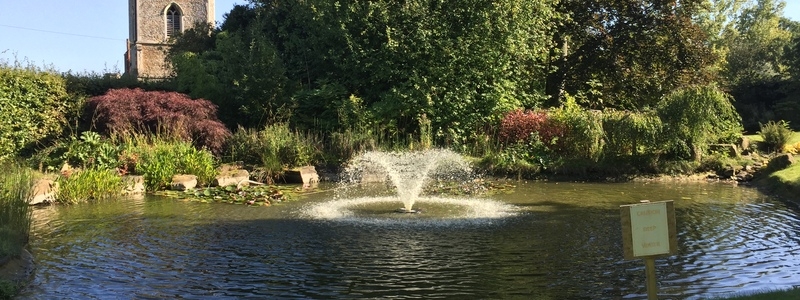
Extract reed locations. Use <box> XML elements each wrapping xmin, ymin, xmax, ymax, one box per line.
<box><xmin>0</xmin><ymin>162</ymin><xmax>34</xmax><ymax>259</ymax></box>
<box><xmin>55</xmin><ymin>168</ymin><xmax>123</xmax><ymax>204</ymax></box>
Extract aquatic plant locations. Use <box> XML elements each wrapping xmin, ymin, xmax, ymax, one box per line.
<box><xmin>125</xmin><ymin>137</ymin><xmax>217</xmax><ymax>191</ymax></box>
<box><xmin>0</xmin><ymin>162</ymin><xmax>33</xmax><ymax>259</ymax></box>
<box><xmin>55</xmin><ymin>168</ymin><xmax>123</xmax><ymax>204</ymax></box>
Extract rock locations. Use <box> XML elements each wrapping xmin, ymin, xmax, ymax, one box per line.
<box><xmin>709</xmin><ymin>143</ymin><xmax>739</xmax><ymax>158</ymax></box>
<box><xmin>736</xmin><ymin>171</ymin><xmax>753</xmax><ymax>182</ymax></box>
<box><xmin>29</xmin><ymin>178</ymin><xmax>58</xmax><ymax>205</ymax></box>
<box><xmin>357</xmin><ymin>164</ymin><xmax>389</xmax><ymax>183</ymax></box>
<box><xmin>766</xmin><ymin>153</ymin><xmax>795</xmax><ymax>172</ymax></box>
<box><xmin>213</xmin><ymin>168</ymin><xmax>250</xmax><ymax>188</ymax></box>
<box><xmin>122</xmin><ymin>175</ymin><xmax>145</xmax><ymax>194</ymax></box>
<box><xmin>739</xmin><ymin>136</ymin><xmax>750</xmax><ymax>153</ymax></box>
<box><xmin>282</xmin><ymin>166</ymin><xmax>319</xmax><ymax>186</ymax></box>
<box><xmin>171</xmin><ymin>174</ymin><xmax>197</xmax><ymax>191</ymax></box>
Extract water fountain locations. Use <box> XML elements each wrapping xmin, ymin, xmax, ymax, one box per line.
<box><xmin>303</xmin><ymin>149</ymin><xmax>517</xmax><ymax>225</ymax></box>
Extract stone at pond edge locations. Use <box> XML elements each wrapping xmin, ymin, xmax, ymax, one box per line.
<box><xmin>213</xmin><ymin>169</ymin><xmax>250</xmax><ymax>188</ymax></box>
<box><xmin>282</xmin><ymin>166</ymin><xmax>319</xmax><ymax>186</ymax></box>
<box><xmin>171</xmin><ymin>174</ymin><xmax>197</xmax><ymax>191</ymax></box>
<box><xmin>709</xmin><ymin>143</ymin><xmax>739</xmax><ymax>158</ymax></box>
<box><xmin>0</xmin><ymin>248</ymin><xmax>34</xmax><ymax>293</ymax></box>
<box><xmin>122</xmin><ymin>175</ymin><xmax>145</xmax><ymax>194</ymax></box>
<box><xmin>29</xmin><ymin>178</ymin><xmax>57</xmax><ymax>205</ymax></box>
<box><xmin>765</xmin><ymin>154</ymin><xmax>795</xmax><ymax>173</ymax></box>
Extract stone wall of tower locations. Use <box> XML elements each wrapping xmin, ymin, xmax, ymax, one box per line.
<box><xmin>126</xmin><ymin>0</ymin><xmax>215</xmax><ymax>79</ymax></box>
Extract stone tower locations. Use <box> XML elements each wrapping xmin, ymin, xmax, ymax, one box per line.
<box><xmin>125</xmin><ymin>0</ymin><xmax>214</xmax><ymax>79</ymax></box>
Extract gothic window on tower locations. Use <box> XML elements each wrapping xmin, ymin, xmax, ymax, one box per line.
<box><xmin>166</xmin><ymin>4</ymin><xmax>182</xmax><ymax>39</ymax></box>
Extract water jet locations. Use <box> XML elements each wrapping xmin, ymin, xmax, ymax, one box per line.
<box><xmin>303</xmin><ymin>149</ymin><xmax>517</xmax><ymax>224</ymax></box>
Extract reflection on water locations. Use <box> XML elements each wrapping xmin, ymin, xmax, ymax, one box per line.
<box><xmin>19</xmin><ymin>182</ymin><xmax>800</xmax><ymax>299</ymax></box>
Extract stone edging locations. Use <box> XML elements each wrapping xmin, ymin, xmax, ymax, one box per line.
<box><xmin>0</xmin><ymin>248</ymin><xmax>35</xmax><ymax>294</ymax></box>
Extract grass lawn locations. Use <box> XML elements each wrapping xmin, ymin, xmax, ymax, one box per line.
<box><xmin>744</xmin><ymin>131</ymin><xmax>800</xmax><ymax>144</ymax></box>
<box><xmin>708</xmin><ymin>287</ymin><xmax>800</xmax><ymax>299</ymax></box>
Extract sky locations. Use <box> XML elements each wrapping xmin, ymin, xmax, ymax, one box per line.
<box><xmin>1</xmin><ymin>0</ymin><xmax>799</xmax><ymax>74</ymax></box>
<box><xmin>0</xmin><ymin>0</ymin><xmax>244</xmax><ymax>74</ymax></box>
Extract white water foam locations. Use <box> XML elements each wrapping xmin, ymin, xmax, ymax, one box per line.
<box><xmin>301</xmin><ymin>196</ymin><xmax>519</xmax><ymax>227</ymax></box>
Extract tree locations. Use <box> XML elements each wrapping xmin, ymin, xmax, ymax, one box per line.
<box><xmin>171</xmin><ymin>0</ymin><xmax>560</xmax><ymax>146</ymax></box>
<box><xmin>549</xmin><ymin>0</ymin><xmax>716</xmax><ymax>110</ymax></box>
<box><xmin>726</xmin><ymin>0</ymin><xmax>792</xmax><ymax>86</ymax></box>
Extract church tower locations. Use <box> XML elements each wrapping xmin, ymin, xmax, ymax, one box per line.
<box><xmin>125</xmin><ymin>0</ymin><xmax>214</xmax><ymax>79</ymax></box>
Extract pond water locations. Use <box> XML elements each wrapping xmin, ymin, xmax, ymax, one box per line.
<box><xmin>19</xmin><ymin>182</ymin><xmax>800</xmax><ymax>299</ymax></box>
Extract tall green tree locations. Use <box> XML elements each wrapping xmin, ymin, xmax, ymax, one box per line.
<box><xmin>549</xmin><ymin>0</ymin><xmax>716</xmax><ymax>109</ymax></box>
<box><xmin>171</xmin><ymin>0</ymin><xmax>560</xmax><ymax>146</ymax></box>
<box><xmin>726</xmin><ymin>0</ymin><xmax>792</xmax><ymax>86</ymax></box>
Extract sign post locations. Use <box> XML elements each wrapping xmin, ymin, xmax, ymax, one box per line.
<box><xmin>620</xmin><ymin>200</ymin><xmax>677</xmax><ymax>300</ymax></box>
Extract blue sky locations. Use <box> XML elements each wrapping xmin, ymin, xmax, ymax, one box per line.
<box><xmin>1</xmin><ymin>1</ymin><xmax>799</xmax><ymax>74</ymax></box>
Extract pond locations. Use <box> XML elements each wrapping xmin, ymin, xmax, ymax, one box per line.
<box><xmin>18</xmin><ymin>181</ymin><xmax>800</xmax><ymax>299</ymax></box>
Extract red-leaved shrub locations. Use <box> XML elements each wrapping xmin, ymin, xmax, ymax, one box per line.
<box><xmin>498</xmin><ymin>110</ymin><xmax>567</xmax><ymax>148</ymax></box>
<box><xmin>86</xmin><ymin>88</ymin><xmax>231</xmax><ymax>153</ymax></box>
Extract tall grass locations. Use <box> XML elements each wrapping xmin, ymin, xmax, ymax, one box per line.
<box><xmin>55</xmin><ymin>169</ymin><xmax>123</xmax><ymax>204</ymax></box>
<box><xmin>225</xmin><ymin>124</ymin><xmax>322</xmax><ymax>173</ymax></box>
<box><xmin>0</xmin><ymin>162</ymin><xmax>34</xmax><ymax>260</ymax></box>
<box><xmin>118</xmin><ymin>133</ymin><xmax>217</xmax><ymax>191</ymax></box>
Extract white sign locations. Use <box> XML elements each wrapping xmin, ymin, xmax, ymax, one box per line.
<box><xmin>629</xmin><ymin>202</ymin><xmax>671</xmax><ymax>257</ymax></box>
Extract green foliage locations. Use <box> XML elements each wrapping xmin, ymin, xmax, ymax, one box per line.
<box><xmin>601</xmin><ymin>110</ymin><xmax>663</xmax><ymax>157</ymax></box>
<box><xmin>550</xmin><ymin>96</ymin><xmax>604</xmax><ymax>160</ymax></box>
<box><xmin>551</xmin><ymin>0</ymin><xmax>716</xmax><ymax>109</ymax></box>
<box><xmin>0</xmin><ymin>65</ymin><xmax>73</xmax><ymax>161</ymax></box>
<box><xmin>758</xmin><ymin>120</ymin><xmax>793</xmax><ymax>152</ymax></box>
<box><xmin>0</xmin><ymin>279</ymin><xmax>17</xmax><ymax>300</ymax></box>
<box><xmin>224</xmin><ymin>124</ymin><xmax>321</xmax><ymax>175</ymax></box>
<box><xmin>327</xmin><ymin>128</ymin><xmax>379</xmax><ymax>163</ymax></box>
<box><xmin>62</xmin><ymin>131</ymin><xmax>120</xmax><ymax>170</ymax></box>
<box><xmin>127</xmin><ymin>138</ymin><xmax>217</xmax><ymax>191</ymax></box>
<box><xmin>656</xmin><ymin>85</ymin><xmax>743</xmax><ymax>160</ymax></box>
<box><xmin>171</xmin><ymin>0</ymin><xmax>558</xmax><ymax>146</ymax></box>
<box><xmin>478</xmin><ymin>137</ymin><xmax>553</xmax><ymax>179</ymax></box>
<box><xmin>55</xmin><ymin>169</ymin><xmax>123</xmax><ymax>204</ymax></box>
<box><xmin>0</xmin><ymin>162</ymin><xmax>33</xmax><ymax>260</ymax></box>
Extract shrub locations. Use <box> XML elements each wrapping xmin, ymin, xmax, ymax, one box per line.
<box><xmin>657</xmin><ymin>85</ymin><xmax>743</xmax><ymax>160</ymax></box>
<box><xmin>126</xmin><ymin>138</ymin><xmax>217</xmax><ymax>191</ymax></box>
<box><xmin>550</xmin><ymin>95</ymin><xmax>604</xmax><ymax>160</ymax></box>
<box><xmin>327</xmin><ymin>128</ymin><xmax>378</xmax><ymax>163</ymax></box>
<box><xmin>0</xmin><ymin>65</ymin><xmax>74</xmax><ymax>161</ymax></box>
<box><xmin>0</xmin><ymin>162</ymin><xmax>33</xmax><ymax>260</ymax></box>
<box><xmin>85</xmin><ymin>88</ymin><xmax>230</xmax><ymax>154</ymax></box>
<box><xmin>602</xmin><ymin>110</ymin><xmax>662</xmax><ymax>157</ymax></box>
<box><xmin>759</xmin><ymin>120</ymin><xmax>793</xmax><ymax>153</ymax></box>
<box><xmin>225</xmin><ymin>124</ymin><xmax>321</xmax><ymax>176</ymax></box>
<box><xmin>55</xmin><ymin>169</ymin><xmax>123</xmax><ymax>204</ymax></box>
<box><xmin>498</xmin><ymin>109</ymin><xmax>566</xmax><ymax>148</ymax></box>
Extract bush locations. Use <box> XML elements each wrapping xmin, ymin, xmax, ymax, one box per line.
<box><xmin>657</xmin><ymin>85</ymin><xmax>743</xmax><ymax>160</ymax></box>
<box><xmin>498</xmin><ymin>109</ymin><xmax>566</xmax><ymax>149</ymax></box>
<box><xmin>55</xmin><ymin>169</ymin><xmax>123</xmax><ymax>204</ymax></box>
<box><xmin>0</xmin><ymin>65</ymin><xmax>74</xmax><ymax>161</ymax></box>
<box><xmin>601</xmin><ymin>110</ymin><xmax>662</xmax><ymax>157</ymax></box>
<box><xmin>550</xmin><ymin>95</ymin><xmax>604</xmax><ymax>160</ymax></box>
<box><xmin>225</xmin><ymin>124</ymin><xmax>321</xmax><ymax>176</ymax></box>
<box><xmin>85</xmin><ymin>88</ymin><xmax>230</xmax><ymax>154</ymax></box>
<box><xmin>125</xmin><ymin>137</ymin><xmax>217</xmax><ymax>191</ymax></box>
<box><xmin>759</xmin><ymin>120</ymin><xmax>793</xmax><ymax>153</ymax></box>
<box><xmin>0</xmin><ymin>162</ymin><xmax>34</xmax><ymax>259</ymax></box>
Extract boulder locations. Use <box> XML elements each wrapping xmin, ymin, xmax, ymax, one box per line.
<box><xmin>213</xmin><ymin>168</ymin><xmax>250</xmax><ymax>188</ymax></box>
<box><xmin>709</xmin><ymin>143</ymin><xmax>739</xmax><ymax>158</ymax></box>
<box><xmin>766</xmin><ymin>153</ymin><xmax>795</xmax><ymax>172</ymax></box>
<box><xmin>171</xmin><ymin>174</ymin><xmax>197</xmax><ymax>191</ymax></box>
<box><xmin>122</xmin><ymin>175</ymin><xmax>145</xmax><ymax>194</ymax></box>
<box><xmin>739</xmin><ymin>136</ymin><xmax>751</xmax><ymax>154</ymax></box>
<box><xmin>283</xmin><ymin>166</ymin><xmax>320</xmax><ymax>186</ymax></box>
<box><xmin>356</xmin><ymin>164</ymin><xmax>389</xmax><ymax>183</ymax></box>
<box><xmin>29</xmin><ymin>178</ymin><xmax>58</xmax><ymax>205</ymax></box>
